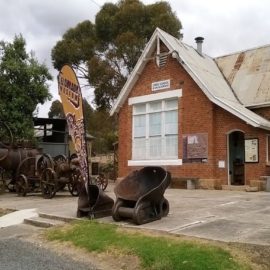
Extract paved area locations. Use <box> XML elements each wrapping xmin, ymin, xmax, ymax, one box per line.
<box><xmin>1</xmin><ymin>184</ymin><xmax>270</xmax><ymax>246</ymax></box>
<box><xmin>0</xmin><ymin>209</ymin><xmax>38</xmax><ymax>228</ymax></box>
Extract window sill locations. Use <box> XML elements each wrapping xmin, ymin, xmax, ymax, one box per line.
<box><xmin>128</xmin><ymin>159</ymin><xmax>182</xmax><ymax>166</ymax></box>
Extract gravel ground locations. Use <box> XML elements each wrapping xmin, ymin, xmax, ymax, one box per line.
<box><xmin>0</xmin><ymin>238</ymin><xmax>98</xmax><ymax>270</ymax></box>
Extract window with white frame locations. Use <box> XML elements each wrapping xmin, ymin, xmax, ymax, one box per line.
<box><xmin>132</xmin><ymin>99</ymin><xmax>178</xmax><ymax>160</ymax></box>
<box><xmin>267</xmin><ymin>135</ymin><xmax>270</xmax><ymax>164</ymax></box>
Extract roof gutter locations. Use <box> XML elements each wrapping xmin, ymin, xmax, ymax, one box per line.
<box><xmin>246</xmin><ymin>101</ymin><xmax>270</xmax><ymax>109</ymax></box>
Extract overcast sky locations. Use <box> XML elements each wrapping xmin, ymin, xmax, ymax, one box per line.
<box><xmin>1</xmin><ymin>0</ymin><xmax>270</xmax><ymax>117</ymax></box>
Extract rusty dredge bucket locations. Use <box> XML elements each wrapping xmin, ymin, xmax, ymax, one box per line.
<box><xmin>77</xmin><ymin>183</ymin><xmax>114</xmax><ymax>218</ymax></box>
<box><xmin>112</xmin><ymin>166</ymin><xmax>171</xmax><ymax>225</ymax></box>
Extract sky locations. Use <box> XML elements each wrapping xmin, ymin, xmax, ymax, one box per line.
<box><xmin>1</xmin><ymin>0</ymin><xmax>270</xmax><ymax>117</ymax></box>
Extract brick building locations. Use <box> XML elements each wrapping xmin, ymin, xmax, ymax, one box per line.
<box><xmin>110</xmin><ymin>28</ymin><xmax>270</xmax><ymax>190</ymax></box>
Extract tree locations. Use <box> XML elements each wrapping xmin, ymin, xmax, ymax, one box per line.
<box><xmin>52</xmin><ymin>0</ymin><xmax>181</xmax><ymax>110</ymax></box>
<box><xmin>48</xmin><ymin>100</ymin><xmax>65</xmax><ymax>118</ymax></box>
<box><xmin>0</xmin><ymin>35</ymin><xmax>52</xmax><ymax>142</ymax></box>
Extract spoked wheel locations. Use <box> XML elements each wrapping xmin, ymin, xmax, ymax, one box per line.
<box><xmin>54</xmin><ymin>154</ymin><xmax>67</xmax><ymax>166</ymax></box>
<box><xmin>96</xmin><ymin>173</ymin><xmax>108</xmax><ymax>191</ymax></box>
<box><xmin>36</xmin><ymin>154</ymin><xmax>54</xmax><ymax>176</ymax></box>
<box><xmin>68</xmin><ymin>170</ymin><xmax>83</xmax><ymax>196</ymax></box>
<box><xmin>40</xmin><ymin>168</ymin><xmax>57</xmax><ymax>199</ymax></box>
<box><xmin>16</xmin><ymin>174</ymin><xmax>28</xmax><ymax>197</ymax></box>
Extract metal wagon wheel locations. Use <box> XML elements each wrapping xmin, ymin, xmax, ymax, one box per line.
<box><xmin>68</xmin><ymin>170</ymin><xmax>83</xmax><ymax>196</ymax></box>
<box><xmin>53</xmin><ymin>154</ymin><xmax>68</xmax><ymax>191</ymax></box>
<box><xmin>96</xmin><ymin>173</ymin><xmax>108</xmax><ymax>191</ymax></box>
<box><xmin>54</xmin><ymin>154</ymin><xmax>67</xmax><ymax>165</ymax></box>
<box><xmin>36</xmin><ymin>153</ymin><xmax>54</xmax><ymax>176</ymax></box>
<box><xmin>16</xmin><ymin>174</ymin><xmax>29</xmax><ymax>197</ymax></box>
<box><xmin>40</xmin><ymin>168</ymin><xmax>57</xmax><ymax>199</ymax></box>
<box><xmin>15</xmin><ymin>156</ymin><xmax>36</xmax><ymax>195</ymax></box>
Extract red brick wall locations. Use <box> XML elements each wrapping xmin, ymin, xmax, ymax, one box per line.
<box><xmin>252</xmin><ymin>107</ymin><xmax>270</xmax><ymax>120</ymax></box>
<box><xmin>117</xmin><ymin>53</ymin><xmax>270</xmax><ymax>188</ymax></box>
<box><xmin>214</xmin><ymin>105</ymin><xmax>270</xmax><ymax>185</ymax></box>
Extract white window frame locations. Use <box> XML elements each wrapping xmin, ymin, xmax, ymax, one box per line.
<box><xmin>128</xmin><ymin>89</ymin><xmax>182</xmax><ymax>166</ymax></box>
<box><xmin>266</xmin><ymin>134</ymin><xmax>270</xmax><ymax>165</ymax></box>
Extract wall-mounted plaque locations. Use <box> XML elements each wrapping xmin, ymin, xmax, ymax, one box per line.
<box><xmin>183</xmin><ymin>133</ymin><xmax>208</xmax><ymax>162</ymax></box>
<box><xmin>151</xmin><ymin>79</ymin><xmax>170</xmax><ymax>91</ymax></box>
<box><xmin>245</xmin><ymin>138</ymin><xmax>259</xmax><ymax>163</ymax></box>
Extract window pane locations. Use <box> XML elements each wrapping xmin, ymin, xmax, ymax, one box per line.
<box><xmin>165</xmin><ymin>110</ymin><xmax>178</xmax><ymax>134</ymax></box>
<box><xmin>149</xmin><ymin>112</ymin><xmax>161</xmax><ymax>136</ymax></box>
<box><xmin>133</xmin><ymin>138</ymin><xmax>146</xmax><ymax>159</ymax></box>
<box><xmin>134</xmin><ymin>104</ymin><xmax>146</xmax><ymax>114</ymax></box>
<box><xmin>149</xmin><ymin>101</ymin><xmax>162</xmax><ymax>112</ymax></box>
<box><xmin>165</xmin><ymin>135</ymin><xmax>178</xmax><ymax>157</ymax></box>
<box><xmin>149</xmin><ymin>137</ymin><xmax>162</xmax><ymax>158</ymax></box>
<box><xmin>165</xmin><ymin>99</ymin><xmax>178</xmax><ymax>110</ymax></box>
<box><xmin>134</xmin><ymin>115</ymin><xmax>146</xmax><ymax>137</ymax></box>
<box><xmin>267</xmin><ymin>135</ymin><xmax>270</xmax><ymax>162</ymax></box>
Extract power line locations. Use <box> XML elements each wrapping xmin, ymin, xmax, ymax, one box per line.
<box><xmin>89</xmin><ymin>0</ymin><xmax>101</xmax><ymax>8</ymax></box>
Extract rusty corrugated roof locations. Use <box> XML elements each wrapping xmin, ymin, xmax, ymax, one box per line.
<box><xmin>215</xmin><ymin>45</ymin><xmax>270</xmax><ymax>107</ymax></box>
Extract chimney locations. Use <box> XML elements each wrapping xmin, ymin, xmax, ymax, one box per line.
<box><xmin>179</xmin><ymin>29</ymin><xmax>184</xmax><ymax>41</ymax></box>
<box><xmin>195</xmin><ymin>36</ymin><xmax>204</xmax><ymax>55</ymax></box>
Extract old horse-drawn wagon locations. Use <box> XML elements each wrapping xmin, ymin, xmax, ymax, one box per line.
<box><xmin>0</xmin><ymin>121</ymin><xmax>82</xmax><ymax>198</ymax></box>
<box><xmin>0</xmin><ymin>121</ymin><xmax>108</xmax><ymax>198</ymax></box>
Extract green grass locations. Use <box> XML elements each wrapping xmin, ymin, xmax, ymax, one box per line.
<box><xmin>46</xmin><ymin>220</ymin><xmax>249</xmax><ymax>270</ymax></box>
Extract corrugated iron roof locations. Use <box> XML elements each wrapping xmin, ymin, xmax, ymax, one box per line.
<box><xmin>110</xmin><ymin>28</ymin><xmax>270</xmax><ymax>130</ymax></box>
<box><xmin>215</xmin><ymin>45</ymin><xmax>270</xmax><ymax>107</ymax></box>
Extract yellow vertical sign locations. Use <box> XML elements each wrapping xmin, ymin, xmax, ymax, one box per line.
<box><xmin>58</xmin><ymin>65</ymin><xmax>89</xmax><ymax>184</ymax></box>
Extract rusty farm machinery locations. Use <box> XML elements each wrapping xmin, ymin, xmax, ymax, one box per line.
<box><xmin>0</xmin><ymin>121</ymin><xmax>108</xmax><ymax>198</ymax></box>
<box><xmin>1</xmin><ymin>121</ymin><xmax>171</xmax><ymax>224</ymax></box>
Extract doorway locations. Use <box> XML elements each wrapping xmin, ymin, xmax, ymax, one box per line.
<box><xmin>228</xmin><ymin>131</ymin><xmax>245</xmax><ymax>185</ymax></box>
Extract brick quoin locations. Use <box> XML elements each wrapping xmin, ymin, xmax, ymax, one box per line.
<box><xmin>117</xmin><ymin>51</ymin><xmax>270</xmax><ymax>189</ymax></box>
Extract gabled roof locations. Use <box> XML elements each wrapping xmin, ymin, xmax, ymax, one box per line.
<box><xmin>110</xmin><ymin>28</ymin><xmax>270</xmax><ymax>130</ymax></box>
<box><xmin>215</xmin><ymin>44</ymin><xmax>270</xmax><ymax>108</ymax></box>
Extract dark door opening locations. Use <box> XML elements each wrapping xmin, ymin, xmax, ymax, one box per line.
<box><xmin>228</xmin><ymin>131</ymin><xmax>245</xmax><ymax>185</ymax></box>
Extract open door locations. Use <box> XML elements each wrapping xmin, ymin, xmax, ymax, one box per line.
<box><xmin>228</xmin><ymin>131</ymin><xmax>245</xmax><ymax>185</ymax></box>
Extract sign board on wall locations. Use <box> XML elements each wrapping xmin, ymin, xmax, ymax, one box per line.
<box><xmin>245</xmin><ymin>138</ymin><xmax>259</xmax><ymax>163</ymax></box>
<box><xmin>183</xmin><ymin>133</ymin><xmax>208</xmax><ymax>161</ymax></box>
<box><xmin>152</xmin><ymin>79</ymin><xmax>170</xmax><ymax>91</ymax></box>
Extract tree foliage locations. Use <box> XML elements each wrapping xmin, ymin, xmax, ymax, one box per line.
<box><xmin>52</xmin><ymin>0</ymin><xmax>181</xmax><ymax>110</ymax></box>
<box><xmin>0</xmin><ymin>35</ymin><xmax>52</xmax><ymax>142</ymax></box>
<box><xmin>48</xmin><ymin>99</ymin><xmax>65</xmax><ymax>119</ymax></box>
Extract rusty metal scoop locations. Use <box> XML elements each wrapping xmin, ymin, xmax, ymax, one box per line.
<box><xmin>77</xmin><ymin>184</ymin><xmax>114</xmax><ymax>218</ymax></box>
<box><xmin>112</xmin><ymin>166</ymin><xmax>171</xmax><ymax>225</ymax></box>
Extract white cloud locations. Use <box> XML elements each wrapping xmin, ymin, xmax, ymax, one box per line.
<box><xmin>1</xmin><ymin>0</ymin><xmax>270</xmax><ymax>116</ymax></box>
